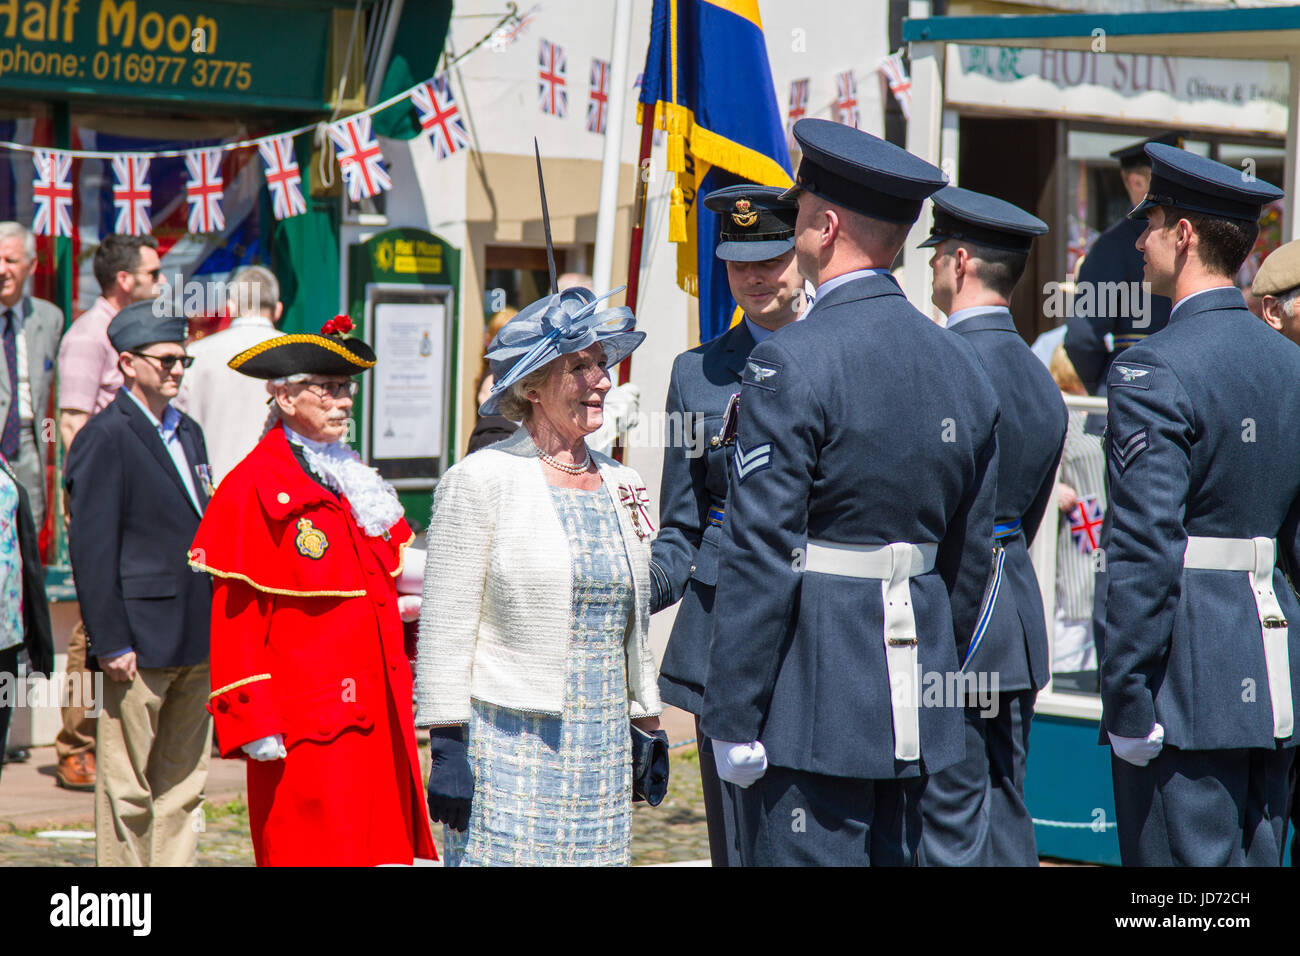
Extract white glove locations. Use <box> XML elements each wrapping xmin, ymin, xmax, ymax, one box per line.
<box><xmin>398</xmin><ymin>594</ymin><xmax>422</xmax><ymax>622</ymax></box>
<box><xmin>586</xmin><ymin>383</ymin><xmax>641</xmax><ymax>456</ymax></box>
<box><xmin>713</xmin><ymin>739</ymin><xmax>769</xmax><ymax>788</ymax></box>
<box><xmin>242</xmin><ymin>734</ymin><xmax>287</xmax><ymax>761</ymax></box>
<box><xmin>397</xmin><ymin>548</ymin><xmax>425</xmax><ymax>595</ymax></box>
<box><xmin>1108</xmin><ymin>723</ymin><xmax>1165</xmax><ymax>767</ymax></box>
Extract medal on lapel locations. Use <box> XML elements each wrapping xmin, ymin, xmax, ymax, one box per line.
<box><xmin>195</xmin><ymin>464</ymin><xmax>215</xmax><ymax>498</ymax></box>
<box><xmin>617</xmin><ymin>484</ymin><xmax>655</xmax><ymax>540</ymax></box>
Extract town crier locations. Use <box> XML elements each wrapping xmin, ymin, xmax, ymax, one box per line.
<box><xmin>189</xmin><ymin>315</ymin><xmax>436</xmax><ymax>866</ymax></box>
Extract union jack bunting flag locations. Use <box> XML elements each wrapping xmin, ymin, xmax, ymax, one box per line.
<box><xmin>587</xmin><ymin>58</ymin><xmax>610</xmax><ymax>134</ymax></box>
<box><xmin>111</xmin><ymin>154</ymin><xmax>152</xmax><ymax>236</ymax></box>
<box><xmin>327</xmin><ymin>114</ymin><xmax>391</xmax><ymax>202</ymax></box>
<box><xmin>411</xmin><ymin>74</ymin><xmax>470</xmax><ymax>159</ymax></box>
<box><xmin>787</xmin><ymin>78</ymin><xmax>810</xmax><ymax>134</ymax></box>
<box><xmin>538</xmin><ymin>38</ymin><xmax>568</xmax><ymax>117</ymax></box>
<box><xmin>258</xmin><ymin>136</ymin><xmax>307</xmax><ymax>221</ymax></box>
<box><xmin>878</xmin><ymin>50</ymin><xmax>912</xmax><ymax>120</ymax></box>
<box><xmin>834</xmin><ymin>70</ymin><xmax>859</xmax><ymax>129</ymax></box>
<box><xmin>184</xmin><ymin>149</ymin><xmax>225</xmax><ymax>234</ymax></box>
<box><xmin>1069</xmin><ymin>495</ymin><xmax>1105</xmax><ymax>555</ymax></box>
<box><xmin>32</xmin><ymin>150</ymin><xmax>74</xmax><ymax>238</ymax></box>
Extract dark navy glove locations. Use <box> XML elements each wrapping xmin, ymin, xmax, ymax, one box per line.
<box><xmin>427</xmin><ymin>726</ymin><xmax>474</xmax><ymax>831</ymax></box>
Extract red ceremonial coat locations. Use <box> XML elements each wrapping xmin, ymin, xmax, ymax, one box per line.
<box><xmin>189</xmin><ymin>423</ymin><xmax>436</xmax><ymax>866</ymax></box>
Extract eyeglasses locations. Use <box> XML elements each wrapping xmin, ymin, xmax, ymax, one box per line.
<box><xmin>131</xmin><ymin>352</ymin><xmax>194</xmax><ymax>372</ymax></box>
<box><xmin>298</xmin><ymin>380</ymin><xmax>358</xmax><ymax>400</ymax></box>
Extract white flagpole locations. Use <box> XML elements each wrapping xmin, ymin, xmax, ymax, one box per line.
<box><xmin>593</xmin><ymin>0</ymin><xmax>634</xmax><ymax>297</ymax></box>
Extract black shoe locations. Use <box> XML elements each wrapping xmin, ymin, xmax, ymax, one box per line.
<box><xmin>3</xmin><ymin>748</ymin><xmax>30</xmax><ymax>764</ymax></box>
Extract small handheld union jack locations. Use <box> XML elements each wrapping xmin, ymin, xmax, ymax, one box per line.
<box><xmin>327</xmin><ymin>114</ymin><xmax>391</xmax><ymax>202</ymax></box>
<box><xmin>32</xmin><ymin>150</ymin><xmax>74</xmax><ymax>238</ymax></box>
<box><xmin>538</xmin><ymin>39</ymin><xmax>568</xmax><ymax>118</ymax></box>
<box><xmin>1070</xmin><ymin>495</ymin><xmax>1105</xmax><ymax>555</ymax></box>
<box><xmin>258</xmin><ymin>136</ymin><xmax>307</xmax><ymax>221</ymax></box>
<box><xmin>835</xmin><ymin>70</ymin><xmax>859</xmax><ymax>129</ymax></box>
<box><xmin>111</xmin><ymin>155</ymin><xmax>152</xmax><ymax>236</ymax></box>
<box><xmin>411</xmin><ymin>74</ymin><xmax>470</xmax><ymax>160</ymax></box>
<box><xmin>587</xmin><ymin>58</ymin><xmax>610</xmax><ymax>134</ymax></box>
<box><xmin>878</xmin><ymin>50</ymin><xmax>912</xmax><ymax>120</ymax></box>
<box><xmin>787</xmin><ymin>78</ymin><xmax>809</xmax><ymax>135</ymax></box>
<box><xmin>184</xmin><ymin>149</ymin><xmax>225</xmax><ymax>234</ymax></box>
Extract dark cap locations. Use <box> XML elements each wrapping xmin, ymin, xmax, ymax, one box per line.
<box><xmin>703</xmin><ymin>184</ymin><xmax>797</xmax><ymax>262</ymax></box>
<box><xmin>1109</xmin><ymin>131</ymin><xmax>1185</xmax><ymax>170</ymax></box>
<box><xmin>229</xmin><ymin>314</ymin><xmax>376</xmax><ymax>379</ymax></box>
<box><xmin>919</xmin><ymin>186</ymin><xmax>1048</xmax><ymax>254</ymax></box>
<box><xmin>107</xmin><ymin>300</ymin><xmax>187</xmax><ymax>353</ymax></box>
<box><xmin>1128</xmin><ymin>142</ymin><xmax>1284</xmax><ymax>224</ymax></box>
<box><xmin>780</xmin><ymin>118</ymin><xmax>947</xmax><ymax>224</ymax></box>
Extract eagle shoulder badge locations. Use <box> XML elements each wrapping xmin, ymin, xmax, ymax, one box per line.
<box><xmin>1109</xmin><ymin>361</ymin><xmax>1153</xmax><ymax>390</ymax></box>
<box><xmin>295</xmin><ymin>518</ymin><xmax>329</xmax><ymax>559</ymax></box>
<box><xmin>743</xmin><ymin>358</ymin><xmax>782</xmax><ymax>392</ymax></box>
<box><xmin>731</xmin><ymin>198</ymin><xmax>759</xmax><ymax>228</ymax></box>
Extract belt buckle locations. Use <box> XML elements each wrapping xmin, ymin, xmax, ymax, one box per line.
<box><xmin>887</xmin><ymin>636</ymin><xmax>918</xmax><ymax>647</ymax></box>
<box><xmin>1264</xmin><ymin>617</ymin><xmax>1288</xmax><ymax>629</ymax></box>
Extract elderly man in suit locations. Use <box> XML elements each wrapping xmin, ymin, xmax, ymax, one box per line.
<box><xmin>0</xmin><ymin>221</ymin><xmax>62</xmax><ymax>532</ymax></box>
<box><xmin>65</xmin><ymin>301</ymin><xmax>213</xmax><ymax>867</ymax></box>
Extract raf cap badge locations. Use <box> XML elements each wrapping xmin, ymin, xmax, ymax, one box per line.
<box><xmin>295</xmin><ymin>518</ymin><xmax>329</xmax><ymax>559</ymax></box>
<box><xmin>731</xmin><ymin>198</ymin><xmax>759</xmax><ymax>228</ymax></box>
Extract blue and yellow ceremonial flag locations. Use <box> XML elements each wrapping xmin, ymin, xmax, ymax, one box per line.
<box><xmin>638</xmin><ymin>0</ymin><xmax>792</xmax><ymax>343</ymax></box>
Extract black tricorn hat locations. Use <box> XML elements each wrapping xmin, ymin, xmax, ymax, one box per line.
<box><xmin>228</xmin><ymin>314</ymin><xmax>376</xmax><ymax>379</ymax></box>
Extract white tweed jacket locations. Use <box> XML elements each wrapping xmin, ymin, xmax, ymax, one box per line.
<box><xmin>414</xmin><ymin>427</ymin><xmax>662</xmax><ymax>725</ymax></box>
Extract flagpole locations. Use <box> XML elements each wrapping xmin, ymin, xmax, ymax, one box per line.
<box><xmin>593</xmin><ymin>0</ymin><xmax>634</xmax><ymax>305</ymax></box>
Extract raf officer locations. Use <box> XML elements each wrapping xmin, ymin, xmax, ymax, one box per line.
<box><xmin>651</xmin><ymin>184</ymin><xmax>804</xmax><ymax>867</ymax></box>
<box><xmin>1102</xmin><ymin>143</ymin><xmax>1298</xmax><ymax>866</ymax></box>
<box><xmin>700</xmin><ymin>118</ymin><xmax>1001</xmax><ymax>866</ymax></box>
<box><xmin>918</xmin><ymin>187</ymin><xmax>1067</xmax><ymax>866</ymax></box>
<box><xmin>1065</xmin><ymin>132</ymin><xmax>1181</xmax><ymax>395</ymax></box>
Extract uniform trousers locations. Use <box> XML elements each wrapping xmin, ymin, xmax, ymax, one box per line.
<box><xmin>96</xmin><ymin>662</ymin><xmax>212</xmax><ymax>867</ymax></box>
<box><xmin>696</xmin><ymin>721</ymin><xmax>738</xmax><ymax>867</ymax></box>
<box><xmin>732</xmin><ymin>765</ymin><xmax>923</xmax><ymax>866</ymax></box>
<box><xmin>1111</xmin><ymin>745</ymin><xmax>1294</xmax><ymax>867</ymax></box>
<box><xmin>12</xmin><ymin>428</ymin><xmax>44</xmax><ymax>532</ymax></box>
<box><xmin>56</xmin><ymin>621</ymin><xmax>98</xmax><ymax>759</ymax></box>
<box><xmin>918</xmin><ymin>689</ymin><xmax>1038</xmax><ymax>866</ymax></box>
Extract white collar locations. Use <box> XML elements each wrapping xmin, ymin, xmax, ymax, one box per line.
<box><xmin>814</xmin><ymin>268</ymin><xmax>893</xmax><ymax>301</ymax></box>
<box><xmin>229</xmin><ymin>314</ymin><xmax>276</xmax><ymax>331</ymax></box>
<box><xmin>945</xmin><ymin>305</ymin><xmax>1010</xmax><ymax>329</ymax></box>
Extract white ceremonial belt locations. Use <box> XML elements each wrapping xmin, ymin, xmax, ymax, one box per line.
<box><xmin>1183</xmin><ymin>535</ymin><xmax>1294</xmax><ymax>739</ymax></box>
<box><xmin>804</xmin><ymin>539</ymin><xmax>938</xmax><ymax>761</ymax></box>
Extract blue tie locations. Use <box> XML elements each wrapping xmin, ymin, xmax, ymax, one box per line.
<box><xmin>1</xmin><ymin>309</ymin><xmax>20</xmax><ymax>460</ymax></box>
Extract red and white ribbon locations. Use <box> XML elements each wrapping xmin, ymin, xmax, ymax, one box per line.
<box><xmin>618</xmin><ymin>484</ymin><xmax>655</xmax><ymax>537</ymax></box>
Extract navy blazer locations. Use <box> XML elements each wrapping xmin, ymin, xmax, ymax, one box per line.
<box><xmin>949</xmin><ymin>308</ymin><xmax>1067</xmax><ymax>692</ymax></box>
<box><xmin>700</xmin><ymin>274</ymin><xmax>1001</xmax><ymax>780</ymax></box>
<box><xmin>65</xmin><ymin>390</ymin><xmax>212</xmax><ymax>669</ymax></box>
<box><xmin>651</xmin><ymin>320</ymin><xmax>758</xmax><ymax>714</ymax></box>
<box><xmin>1065</xmin><ymin>218</ymin><xmax>1172</xmax><ymax>394</ymax></box>
<box><xmin>1102</xmin><ymin>287</ymin><xmax>1300</xmax><ymax>749</ymax></box>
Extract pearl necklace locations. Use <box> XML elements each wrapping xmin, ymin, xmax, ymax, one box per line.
<box><xmin>538</xmin><ymin>447</ymin><xmax>592</xmax><ymax>475</ymax></box>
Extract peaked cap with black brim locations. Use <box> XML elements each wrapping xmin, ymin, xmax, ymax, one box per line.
<box><xmin>228</xmin><ymin>314</ymin><xmax>376</xmax><ymax>379</ymax></box>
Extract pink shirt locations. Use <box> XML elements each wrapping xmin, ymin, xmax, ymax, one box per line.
<box><xmin>57</xmin><ymin>296</ymin><xmax>123</xmax><ymax>415</ymax></box>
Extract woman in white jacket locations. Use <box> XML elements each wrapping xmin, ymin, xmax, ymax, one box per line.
<box><xmin>416</xmin><ymin>286</ymin><xmax>663</xmax><ymax>866</ymax></box>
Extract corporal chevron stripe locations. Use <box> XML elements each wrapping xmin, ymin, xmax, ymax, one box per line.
<box><xmin>1111</xmin><ymin>427</ymin><xmax>1149</xmax><ymax>473</ymax></box>
<box><xmin>734</xmin><ymin>439</ymin><xmax>772</xmax><ymax>483</ymax></box>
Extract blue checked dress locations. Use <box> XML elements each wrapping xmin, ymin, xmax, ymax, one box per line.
<box><xmin>445</xmin><ymin>484</ymin><xmax>634</xmax><ymax>866</ymax></box>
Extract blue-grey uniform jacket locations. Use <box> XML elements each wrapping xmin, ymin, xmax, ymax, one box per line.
<box><xmin>949</xmin><ymin>308</ymin><xmax>1067</xmax><ymax>692</ymax></box>
<box><xmin>1101</xmin><ymin>286</ymin><xmax>1300</xmax><ymax>750</ymax></box>
<box><xmin>1065</xmin><ymin>218</ymin><xmax>1172</xmax><ymax>395</ymax></box>
<box><xmin>651</xmin><ymin>321</ymin><xmax>758</xmax><ymax>715</ymax></box>
<box><xmin>699</xmin><ymin>273</ymin><xmax>1002</xmax><ymax>780</ymax></box>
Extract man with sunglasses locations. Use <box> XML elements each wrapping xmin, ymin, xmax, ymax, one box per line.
<box><xmin>188</xmin><ymin>315</ymin><xmax>436</xmax><ymax>866</ymax></box>
<box><xmin>53</xmin><ymin>233</ymin><xmax>163</xmax><ymax>792</ymax></box>
<box><xmin>64</xmin><ymin>301</ymin><xmax>214</xmax><ymax>866</ymax></box>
